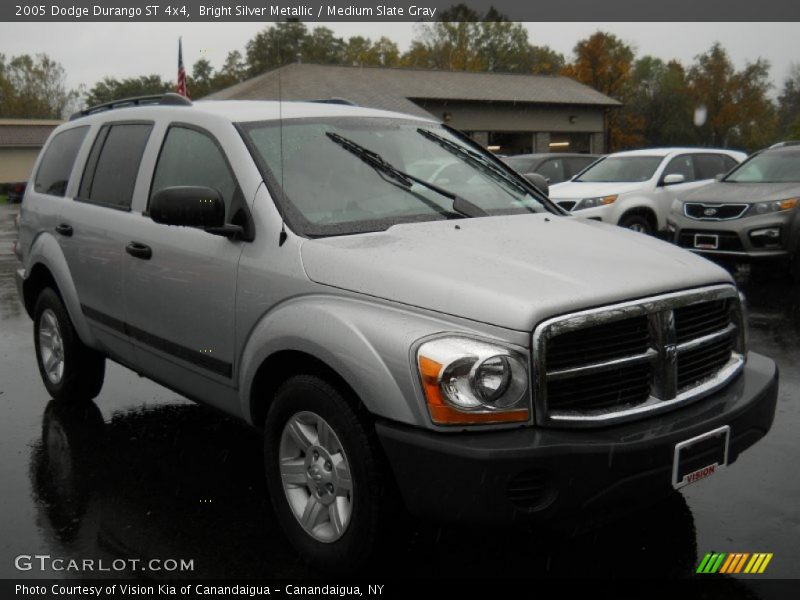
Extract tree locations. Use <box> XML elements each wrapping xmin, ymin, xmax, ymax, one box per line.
<box><xmin>190</xmin><ymin>58</ymin><xmax>215</xmax><ymax>99</ymax></box>
<box><xmin>688</xmin><ymin>43</ymin><xmax>775</xmax><ymax>150</ymax></box>
<box><xmin>245</xmin><ymin>21</ymin><xmax>309</xmax><ymax>76</ymax></box>
<box><xmin>84</xmin><ymin>75</ymin><xmax>172</xmax><ymax>106</ymax></box>
<box><xmin>343</xmin><ymin>36</ymin><xmax>401</xmax><ymax>67</ymax></box>
<box><xmin>561</xmin><ymin>32</ymin><xmax>639</xmax><ymax>150</ymax></box>
<box><xmin>777</xmin><ymin>64</ymin><xmax>800</xmax><ymax>140</ymax></box>
<box><xmin>627</xmin><ymin>57</ymin><xmax>695</xmax><ymax>146</ymax></box>
<box><xmin>0</xmin><ymin>53</ymin><xmax>76</xmax><ymax>118</ymax></box>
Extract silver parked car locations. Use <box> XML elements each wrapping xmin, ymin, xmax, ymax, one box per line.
<box><xmin>14</xmin><ymin>94</ymin><xmax>778</xmax><ymax>571</ymax></box>
<box><xmin>667</xmin><ymin>142</ymin><xmax>800</xmax><ymax>277</ymax></box>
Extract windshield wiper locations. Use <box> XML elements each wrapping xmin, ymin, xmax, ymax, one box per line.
<box><xmin>416</xmin><ymin>128</ymin><xmax>531</xmax><ymax>196</ymax></box>
<box><xmin>325</xmin><ymin>132</ymin><xmax>488</xmax><ymax>218</ymax></box>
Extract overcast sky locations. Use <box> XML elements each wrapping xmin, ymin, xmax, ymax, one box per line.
<box><xmin>1</xmin><ymin>22</ymin><xmax>798</xmax><ymax>94</ymax></box>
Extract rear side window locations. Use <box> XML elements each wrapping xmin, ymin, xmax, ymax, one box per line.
<box><xmin>33</xmin><ymin>126</ymin><xmax>89</xmax><ymax>197</ymax></box>
<box><xmin>79</xmin><ymin>123</ymin><xmax>153</xmax><ymax>209</ymax></box>
<box><xmin>694</xmin><ymin>154</ymin><xmax>733</xmax><ymax>180</ymax></box>
<box><xmin>566</xmin><ymin>157</ymin><xmax>597</xmax><ymax>178</ymax></box>
<box><xmin>149</xmin><ymin>126</ymin><xmax>239</xmax><ymax>220</ymax></box>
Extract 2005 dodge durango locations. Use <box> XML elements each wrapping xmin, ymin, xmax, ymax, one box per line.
<box><xmin>14</xmin><ymin>94</ymin><xmax>778</xmax><ymax>570</ymax></box>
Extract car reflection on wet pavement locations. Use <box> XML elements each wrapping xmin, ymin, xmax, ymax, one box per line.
<box><xmin>0</xmin><ymin>202</ymin><xmax>798</xmax><ymax>580</ymax></box>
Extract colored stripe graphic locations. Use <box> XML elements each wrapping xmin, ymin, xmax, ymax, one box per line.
<box><xmin>699</xmin><ymin>552</ymin><xmax>773</xmax><ymax>574</ymax></box>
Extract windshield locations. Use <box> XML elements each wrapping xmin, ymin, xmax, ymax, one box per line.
<box><xmin>575</xmin><ymin>156</ymin><xmax>663</xmax><ymax>183</ymax></box>
<box><xmin>724</xmin><ymin>152</ymin><xmax>800</xmax><ymax>183</ymax></box>
<box><xmin>240</xmin><ymin>117</ymin><xmax>552</xmax><ymax>236</ymax></box>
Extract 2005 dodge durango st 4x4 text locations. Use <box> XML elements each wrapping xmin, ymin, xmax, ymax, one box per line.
<box><xmin>14</xmin><ymin>94</ymin><xmax>778</xmax><ymax>570</ymax></box>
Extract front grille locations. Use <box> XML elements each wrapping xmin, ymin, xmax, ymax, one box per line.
<box><xmin>547</xmin><ymin>316</ymin><xmax>649</xmax><ymax>370</ymax></box>
<box><xmin>674</xmin><ymin>299</ymin><xmax>730</xmax><ymax>343</ymax></box>
<box><xmin>677</xmin><ymin>335</ymin><xmax>735</xmax><ymax>391</ymax></box>
<box><xmin>684</xmin><ymin>203</ymin><xmax>749</xmax><ymax>220</ymax></box>
<box><xmin>678</xmin><ymin>230</ymin><xmax>745</xmax><ymax>252</ymax></box>
<box><xmin>547</xmin><ymin>362</ymin><xmax>652</xmax><ymax>412</ymax></box>
<box><xmin>534</xmin><ymin>287</ymin><xmax>745</xmax><ymax>426</ymax></box>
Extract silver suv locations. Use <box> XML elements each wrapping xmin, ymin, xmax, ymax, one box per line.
<box><xmin>14</xmin><ymin>94</ymin><xmax>778</xmax><ymax>571</ymax></box>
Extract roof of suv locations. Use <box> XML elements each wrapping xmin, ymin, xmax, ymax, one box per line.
<box><xmin>70</xmin><ymin>99</ymin><xmax>435</xmax><ymax>126</ymax></box>
<box><xmin>608</xmin><ymin>147</ymin><xmax>743</xmax><ymax>158</ymax></box>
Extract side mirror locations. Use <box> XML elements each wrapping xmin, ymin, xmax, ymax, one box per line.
<box><xmin>715</xmin><ymin>173</ymin><xmax>726</xmax><ymax>181</ymax></box>
<box><xmin>662</xmin><ymin>173</ymin><xmax>686</xmax><ymax>186</ymax></box>
<box><xmin>524</xmin><ymin>172</ymin><xmax>549</xmax><ymax>196</ymax></box>
<box><xmin>150</xmin><ymin>186</ymin><xmax>225</xmax><ymax>228</ymax></box>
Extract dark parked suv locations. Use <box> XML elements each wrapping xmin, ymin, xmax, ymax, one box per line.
<box><xmin>668</xmin><ymin>142</ymin><xmax>800</xmax><ymax>277</ymax></box>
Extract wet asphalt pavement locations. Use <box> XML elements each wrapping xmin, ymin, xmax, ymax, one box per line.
<box><xmin>0</xmin><ymin>201</ymin><xmax>798</xmax><ymax>583</ymax></box>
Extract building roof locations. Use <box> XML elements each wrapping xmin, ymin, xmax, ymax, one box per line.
<box><xmin>0</xmin><ymin>119</ymin><xmax>62</xmax><ymax>147</ymax></box>
<box><xmin>206</xmin><ymin>63</ymin><xmax>621</xmax><ymax>118</ymax></box>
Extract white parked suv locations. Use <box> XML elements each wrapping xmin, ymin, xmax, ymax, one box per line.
<box><xmin>550</xmin><ymin>148</ymin><xmax>746</xmax><ymax>234</ymax></box>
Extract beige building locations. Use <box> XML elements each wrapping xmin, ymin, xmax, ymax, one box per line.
<box><xmin>0</xmin><ymin>119</ymin><xmax>62</xmax><ymax>183</ymax></box>
<box><xmin>207</xmin><ymin>63</ymin><xmax>620</xmax><ymax>154</ymax></box>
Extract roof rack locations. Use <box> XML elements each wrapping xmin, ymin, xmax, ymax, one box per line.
<box><xmin>69</xmin><ymin>93</ymin><xmax>192</xmax><ymax>121</ymax></box>
<box><xmin>307</xmin><ymin>97</ymin><xmax>358</xmax><ymax>106</ymax></box>
<box><xmin>769</xmin><ymin>140</ymin><xmax>800</xmax><ymax>149</ymax></box>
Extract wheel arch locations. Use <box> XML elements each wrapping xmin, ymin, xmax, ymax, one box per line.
<box><xmin>618</xmin><ymin>205</ymin><xmax>658</xmax><ymax>232</ymax></box>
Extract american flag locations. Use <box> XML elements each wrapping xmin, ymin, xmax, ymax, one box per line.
<box><xmin>176</xmin><ymin>37</ymin><xmax>189</xmax><ymax>98</ymax></box>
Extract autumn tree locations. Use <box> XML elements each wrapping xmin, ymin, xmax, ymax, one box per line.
<box><xmin>562</xmin><ymin>32</ymin><xmax>640</xmax><ymax>150</ymax></box>
<box><xmin>0</xmin><ymin>53</ymin><xmax>76</xmax><ymax>118</ymax></box>
<box><xmin>687</xmin><ymin>44</ymin><xmax>775</xmax><ymax>151</ymax></box>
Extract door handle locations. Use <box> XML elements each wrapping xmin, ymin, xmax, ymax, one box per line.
<box><xmin>125</xmin><ymin>242</ymin><xmax>152</xmax><ymax>260</ymax></box>
<box><xmin>55</xmin><ymin>224</ymin><xmax>73</xmax><ymax>237</ymax></box>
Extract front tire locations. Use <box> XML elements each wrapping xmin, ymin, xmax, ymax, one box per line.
<box><xmin>33</xmin><ymin>288</ymin><xmax>105</xmax><ymax>401</ymax></box>
<box><xmin>263</xmin><ymin>375</ymin><xmax>390</xmax><ymax>572</ymax></box>
<box><xmin>619</xmin><ymin>214</ymin><xmax>653</xmax><ymax>234</ymax></box>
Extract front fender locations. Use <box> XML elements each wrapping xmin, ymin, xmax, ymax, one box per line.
<box><xmin>614</xmin><ymin>195</ymin><xmax>662</xmax><ymax>227</ymax></box>
<box><xmin>25</xmin><ymin>232</ymin><xmax>97</xmax><ymax>347</ymax></box>
<box><xmin>237</xmin><ymin>295</ymin><xmax>522</xmax><ymax>429</ymax></box>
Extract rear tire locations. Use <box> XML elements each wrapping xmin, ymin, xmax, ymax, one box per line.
<box><xmin>619</xmin><ymin>214</ymin><xmax>653</xmax><ymax>234</ymax></box>
<box><xmin>263</xmin><ymin>374</ymin><xmax>390</xmax><ymax>573</ymax></box>
<box><xmin>33</xmin><ymin>288</ymin><xmax>105</xmax><ymax>401</ymax></box>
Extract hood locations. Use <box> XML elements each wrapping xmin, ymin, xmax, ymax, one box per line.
<box><xmin>300</xmin><ymin>214</ymin><xmax>732</xmax><ymax>332</ymax></box>
<box><xmin>681</xmin><ymin>181</ymin><xmax>800</xmax><ymax>204</ymax></box>
<box><xmin>548</xmin><ymin>180</ymin><xmax>647</xmax><ymax>200</ymax></box>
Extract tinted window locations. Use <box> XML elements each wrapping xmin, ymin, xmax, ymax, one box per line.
<box><xmin>663</xmin><ymin>155</ymin><xmax>695</xmax><ymax>182</ymax></box>
<box><xmin>693</xmin><ymin>154</ymin><xmax>731</xmax><ymax>180</ymax></box>
<box><xmin>535</xmin><ymin>158</ymin><xmax>566</xmax><ymax>183</ymax></box>
<box><xmin>723</xmin><ymin>155</ymin><xmax>738</xmax><ymax>172</ymax></box>
<box><xmin>33</xmin><ymin>126</ymin><xmax>89</xmax><ymax>197</ymax></box>
<box><xmin>80</xmin><ymin>123</ymin><xmax>153</xmax><ymax>209</ymax></box>
<box><xmin>150</xmin><ymin>126</ymin><xmax>237</xmax><ymax>218</ymax></box>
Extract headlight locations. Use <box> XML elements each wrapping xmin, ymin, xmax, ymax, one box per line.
<box><xmin>417</xmin><ymin>337</ymin><xmax>529</xmax><ymax>425</ymax></box>
<box><xmin>573</xmin><ymin>195</ymin><xmax>617</xmax><ymax>211</ymax></box>
<box><xmin>752</xmin><ymin>198</ymin><xmax>798</xmax><ymax>215</ymax></box>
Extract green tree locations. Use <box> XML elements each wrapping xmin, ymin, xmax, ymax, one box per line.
<box><xmin>688</xmin><ymin>43</ymin><xmax>775</xmax><ymax>150</ymax></box>
<box><xmin>190</xmin><ymin>58</ymin><xmax>215</xmax><ymax>99</ymax></box>
<box><xmin>245</xmin><ymin>21</ymin><xmax>308</xmax><ymax>76</ymax></box>
<box><xmin>84</xmin><ymin>75</ymin><xmax>172</xmax><ymax>106</ymax></box>
<box><xmin>777</xmin><ymin>64</ymin><xmax>800</xmax><ymax>140</ymax></box>
<box><xmin>627</xmin><ymin>56</ymin><xmax>695</xmax><ymax>146</ymax></box>
<box><xmin>0</xmin><ymin>53</ymin><xmax>76</xmax><ymax>118</ymax></box>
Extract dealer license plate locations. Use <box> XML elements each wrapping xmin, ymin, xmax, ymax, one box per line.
<box><xmin>672</xmin><ymin>425</ymin><xmax>730</xmax><ymax>489</ymax></box>
<box><xmin>694</xmin><ymin>233</ymin><xmax>719</xmax><ymax>249</ymax></box>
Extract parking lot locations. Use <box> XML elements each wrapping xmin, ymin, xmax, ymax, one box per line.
<box><xmin>0</xmin><ymin>200</ymin><xmax>798</xmax><ymax>581</ymax></box>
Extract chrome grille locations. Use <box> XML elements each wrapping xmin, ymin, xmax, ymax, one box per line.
<box><xmin>533</xmin><ymin>286</ymin><xmax>746</xmax><ymax>427</ymax></box>
<box><xmin>684</xmin><ymin>203</ymin><xmax>749</xmax><ymax>221</ymax></box>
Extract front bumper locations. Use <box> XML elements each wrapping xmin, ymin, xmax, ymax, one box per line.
<box><xmin>667</xmin><ymin>210</ymin><xmax>795</xmax><ymax>260</ymax></box>
<box><xmin>377</xmin><ymin>351</ymin><xmax>778</xmax><ymax>524</ymax></box>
